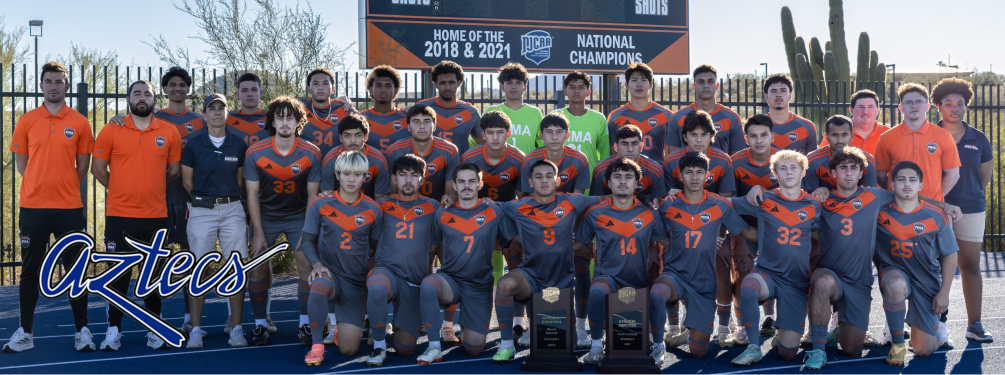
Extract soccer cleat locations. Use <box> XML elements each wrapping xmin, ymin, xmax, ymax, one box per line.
<box><xmin>324</xmin><ymin>325</ymin><xmax>338</xmax><ymax>346</ymax></box>
<box><xmin>100</xmin><ymin>327</ymin><xmax>122</xmax><ymax>351</ymax></box>
<box><xmin>298</xmin><ymin>324</ymin><xmax>313</xmax><ymax>346</ymax></box>
<box><xmin>800</xmin><ymin>328</ymin><xmax>813</xmax><ymax>346</ymax></box>
<box><xmin>186</xmin><ymin>327</ymin><xmax>205</xmax><ymax>349</ymax></box>
<box><xmin>229</xmin><ymin>325</ymin><xmax>249</xmax><ymax>347</ymax></box>
<box><xmin>759</xmin><ymin>317</ymin><xmax>776</xmax><ymax>337</ymax></box>
<box><xmin>367</xmin><ymin>348</ymin><xmax>387</xmax><ymax>366</ymax></box>
<box><xmin>665</xmin><ymin>328</ymin><xmax>690</xmax><ymax>348</ymax></box>
<box><xmin>181</xmin><ymin>321</ymin><xmax>193</xmax><ymax>338</ymax></box>
<box><xmin>716</xmin><ymin>325</ymin><xmax>732</xmax><ymax>348</ymax></box>
<box><xmin>966</xmin><ymin>321</ymin><xmax>994</xmax><ymax>342</ymax></box>
<box><xmin>493</xmin><ymin>347</ymin><xmax>516</xmax><ymax>363</ymax></box>
<box><xmin>223</xmin><ymin>316</ymin><xmax>234</xmax><ymax>334</ymax></box>
<box><xmin>802</xmin><ymin>349</ymin><xmax>826</xmax><ymax>370</ymax></box>
<box><xmin>731</xmin><ymin>344</ymin><xmax>763</xmax><ymax>366</ymax></box>
<box><xmin>650</xmin><ymin>342</ymin><xmax>667</xmax><ymax>367</ymax></box>
<box><xmin>886</xmin><ymin>342</ymin><xmax>907</xmax><ymax>365</ymax></box>
<box><xmin>576</xmin><ymin>327</ymin><xmax>592</xmax><ymax>349</ymax></box>
<box><xmin>938</xmin><ymin>322</ymin><xmax>953</xmax><ymax>349</ymax></box>
<box><xmin>251</xmin><ymin>325</ymin><xmax>270</xmax><ymax>346</ymax></box>
<box><xmin>75</xmin><ymin>326</ymin><xmax>96</xmax><ymax>352</ymax></box>
<box><xmin>417</xmin><ymin>345</ymin><xmax>444</xmax><ymax>364</ymax></box>
<box><xmin>147</xmin><ymin>331</ymin><xmax>170</xmax><ymax>350</ymax></box>
<box><xmin>664</xmin><ymin>324</ymin><xmax>680</xmax><ymax>343</ymax></box>
<box><xmin>862</xmin><ymin>330</ymin><xmax>880</xmax><ymax>347</ymax></box>
<box><xmin>266</xmin><ymin>315</ymin><xmax>278</xmax><ymax>334</ymax></box>
<box><xmin>517</xmin><ymin>331</ymin><xmax>531</xmax><ymax>347</ymax></box>
<box><xmin>305</xmin><ymin>344</ymin><xmax>325</xmax><ymax>366</ymax></box>
<box><xmin>3</xmin><ymin>327</ymin><xmax>34</xmax><ymax>353</ymax></box>
<box><xmin>826</xmin><ymin>326</ymin><xmax>839</xmax><ymax>347</ymax></box>
<box><xmin>513</xmin><ymin>325</ymin><xmax>525</xmax><ymax>340</ymax></box>
<box><xmin>583</xmin><ymin>345</ymin><xmax>605</xmax><ymax>365</ymax></box>
<box><xmin>441</xmin><ymin>327</ymin><xmax>460</xmax><ymax>345</ymax></box>
<box><xmin>727</xmin><ymin>327</ymin><xmax>750</xmax><ymax>346</ymax></box>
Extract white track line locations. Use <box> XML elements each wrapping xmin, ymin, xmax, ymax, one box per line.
<box><xmin>0</xmin><ymin>343</ymin><xmax>302</xmax><ymax>370</ymax></box>
<box><xmin>2</xmin><ymin>319</ymin><xmax>300</xmax><ymax>341</ymax></box>
<box><xmin>719</xmin><ymin>344</ymin><xmax>1005</xmax><ymax>374</ymax></box>
<box><xmin>55</xmin><ymin>310</ymin><xmax>301</xmax><ymax>327</ymax></box>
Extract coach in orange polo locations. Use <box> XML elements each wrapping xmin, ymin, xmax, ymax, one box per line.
<box><xmin>91</xmin><ymin>79</ymin><xmax>182</xmax><ymax>351</ymax></box>
<box><xmin>819</xmin><ymin>89</ymin><xmax>891</xmax><ymax>155</ymax></box>
<box><xmin>874</xmin><ymin>83</ymin><xmax>960</xmax><ymax>201</ymax></box>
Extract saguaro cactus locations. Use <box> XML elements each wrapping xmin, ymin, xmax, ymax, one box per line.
<box><xmin>782</xmin><ymin>7</ymin><xmax>798</xmax><ymax>80</ymax></box>
<box><xmin>856</xmin><ymin>32</ymin><xmax>870</xmax><ymax>88</ymax></box>
<box><xmin>874</xmin><ymin>62</ymin><xmax>887</xmax><ymax>103</ymax></box>
<box><xmin>828</xmin><ymin>0</ymin><xmax>851</xmax><ymax>83</ymax></box>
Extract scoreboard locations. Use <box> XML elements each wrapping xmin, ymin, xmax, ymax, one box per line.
<box><xmin>360</xmin><ymin>0</ymin><xmax>689</xmax><ymax>74</ymax></box>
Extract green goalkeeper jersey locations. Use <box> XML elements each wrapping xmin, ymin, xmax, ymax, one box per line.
<box><xmin>553</xmin><ymin>107</ymin><xmax>610</xmax><ymax>174</ymax></box>
<box><xmin>483</xmin><ymin>103</ymin><xmax>543</xmax><ymax>154</ymax></box>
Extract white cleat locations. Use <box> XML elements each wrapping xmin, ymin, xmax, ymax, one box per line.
<box><xmin>665</xmin><ymin>328</ymin><xmax>690</xmax><ymax>348</ymax></box>
<box><xmin>583</xmin><ymin>345</ymin><xmax>605</xmax><ymax>365</ymax></box>
<box><xmin>727</xmin><ymin>327</ymin><xmax>750</xmax><ymax>346</ymax></box>
<box><xmin>266</xmin><ymin>315</ymin><xmax>278</xmax><ymax>334</ymax></box>
<box><xmin>223</xmin><ymin>316</ymin><xmax>234</xmax><ymax>334</ymax></box>
<box><xmin>938</xmin><ymin>322</ymin><xmax>953</xmax><ymax>349</ymax></box>
<box><xmin>576</xmin><ymin>327</ymin><xmax>592</xmax><ymax>349</ymax></box>
<box><xmin>75</xmin><ymin>326</ymin><xmax>96</xmax><ymax>352</ymax></box>
<box><xmin>186</xmin><ymin>327</ymin><xmax>205</xmax><ymax>349</ymax></box>
<box><xmin>828</xmin><ymin>312</ymin><xmax>840</xmax><ymax>332</ymax></box>
<box><xmin>517</xmin><ymin>331</ymin><xmax>531</xmax><ymax>347</ymax></box>
<box><xmin>664</xmin><ymin>325</ymin><xmax>680</xmax><ymax>344</ymax></box>
<box><xmin>650</xmin><ymin>342</ymin><xmax>667</xmax><ymax>366</ymax></box>
<box><xmin>716</xmin><ymin>325</ymin><xmax>733</xmax><ymax>348</ymax></box>
<box><xmin>229</xmin><ymin>325</ymin><xmax>249</xmax><ymax>347</ymax></box>
<box><xmin>147</xmin><ymin>331</ymin><xmax>169</xmax><ymax>350</ymax></box>
<box><xmin>3</xmin><ymin>327</ymin><xmax>34</xmax><ymax>353</ymax></box>
<box><xmin>100</xmin><ymin>327</ymin><xmax>122</xmax><ymax>351</ymax></box>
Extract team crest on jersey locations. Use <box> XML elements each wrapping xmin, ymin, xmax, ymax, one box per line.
<box><xmin>852</xmin><ymin>198</ymin><xmax>863</xmax><ymax>210</ymax></box>
<box><xmin>797</xmin><ymin>209</ymin><xmax>808</xmax><ymax>222</ymax></box>
<box><xmin>257</xmin><ymin>120</ymin><xmax>266</xmax><ymax>130</ymax></box>
<box><xmin>500</xmin><ymin>172</ymin><xmax>511</xmax><ymax>183</ymax></box>
<box><xmin>64</xmin><ymin>127</ymin><xmax>75</xmax><ymax>139</ymax></box>
<box><xmin>632</xmin><ymin>217</ymin><xmax>644</xmax><ymax>230</ymax></box>
<box><xmin>714</xmin><ymin>121</ymin><xmax>724</xmax><ymax>131</ymax></box>
<box><xmin>291</xmin><ymin>163</ymin><xmax>302</xmax><ymax>174</ymax></box>
<box><xmin>185</xmin><ymin>123</ymin><xmax>194</xmax><ymax>133</ymax></box>
<box><xmin>700</xmin><ymin>212</ymin><xmax>712</xmax><ymax>224</ymax></box>
<box><xmin>520</xmin><ymin>30</ymin><xmax>552</xmax><ymax>65</ymax></box>
<box><xmin>914</xmin><ymin>222</ymin><xmax>926</xmax><ymax>235</ymax></box>
<box><xmin>155</xmin><ymin>136</ymin><xmax>166</xmax><ymax>148</ymax></box>
<box><xmin>413</xmin><ymin>206</ymin><xmax>425</xmax><ymax>216</ymax></box>
<box><xmin>706</xmin><ymin>173</ymin><xmax>715</xmax><ymax>185</ymax></box>
<box><xmin>393</xmin><ymin>121</ymin><xmax>403</xmax><ymax>131</ymax></box>
<box><xmin>454</xmin><ymin>115</ymin><xmax>464</xmax><ymax>125</ymax></box>
<box><xmin>648</xmin><ymin>118</ymin><xmax>658</xmax><ymax>127</ymax></box>
<box><xmin>769</xmin><ymin>174</ymin><xmax>778</xmax><ymax>184</ymax></box>
<box><xmin>559</xmin><ymin>172</ymin><xmax>570</xmax><ymax>183</ymax></box>
<box><xmin>105</xmin><ymin>241</ymin><xmax>116</xmax><ymax>252</ymax></box>
<box><xmin>788</xmin><ymin>132</ymin><xmax>799</xmax><ymax>142</ymax></box>
<box><xmin>330</xmin><ymin>114</ymin><xmax>340</xmax><ymax>123</ymax></box>
<box><xmin>635</xmin><ymin>184</ymin><xmax>643</xmax><ymax>192</ymax></box>
<box><xmin>927</xmin><ymin>142</ymin><xmax>937</xmax><ymax>154</ymax></box>
<box><xmin>554</xmin><ymin>207</ymin><xmax>566</xmax><ymax>219</ymax></box>
<box><xmin>475</xmin><ymin>215</ymin><xmax>486</xmax><ymax>226</ymax></box>
<box><xmin>365</xmin><ymin>171</ymin><xmax>372</xmax><ymax>181</ymax></box>
<box><xmin>427</xmin><ymin>164</ymin><xmax>437</xmax><ymax>174</ymax></box>
<box><xmin>20</xmin><ymin>234</ymin><xmax>29</xmax><ymax>248</ymax></box>
<box><xmin>355</xmin><ymin>214</ymin><xmax>366</xmax><ymax>227</ymax></box>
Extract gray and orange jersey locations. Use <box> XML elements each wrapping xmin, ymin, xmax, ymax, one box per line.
<box><xmin>590</xmin><ymin>154</ymin><xmax>666</xmax><ymax>201</ymax></box>
<box><xmin>384</xmin><ymin>137</ymin><xmax>460</xmax><ymax>202</ymax></box>
<box><xmin>818</xmin><ymin>186</ymin><xmax>895</xmax><ymax>288</ymax></box>
<box><xmin>804</xmin><ymin>145</ymin><xmax>879</xmax><ymax>191</ymax></box>
<box><xmin>228</xmin><ymin>109</ymin><xmax>269</xmax><ymax>147</ymax></box>
<box><xmin>771</xmin><ymin>113</ymin><xmax>818</xmax><ymax>155</ymax></box>
<box><xmin>431</xmin><ymin>202</ymin><xmax>513</xmax><ymax>287</ymax></box>
<box><xmin>667</xmin><ymin>104</ymin><xmax>746</xmax><ymax>154</ymax></box>
<box><xmin>663</xmin><ymin>147</ymin><xmax>736</xmax><ymax>195</ymax></box>
<box><xmin>659</xmin><ymin>191</ymin><xmax>747</xmax><ymax>297</ymax></box>
<box><xmin>416</xmin><ymin>97</ymin><xmax>482</xmax><ymax>156</ymax></box>
<box><xmin>731</xmin><ymin>147</ymin><xmax>780</xmax><ymax>198</ymax></box>
<box><xmin>320</xmin><ymin>144</ymin><xmax>391</xmax><ymax>199</ymax></box>
<box><xmin>607</xmin><ymin>102</ymin><xmax>672</xmax><ymax>161</ymax></box>
<box><xmin>360</xmin><ymin>107</ymin><xmax>410</xmax><ymax>154</ymax></box>
<box><xmin>374</xmin><ymin>195</ymin><xmax>441</xmax><ymax>285</ymax></box>
<box><xmin>302</xmin><ymin>193</ymin><xmax>382</xmax><ymax>286</ymax></box>
<box><xmin>499</xmin><ymin>194</ymin><xmax>603</xmax><ymax>289</ymax></box>
<box><xmin>462</xmin><ymin>143</ymin><xmax>526</xmax><ymax>202</ymax></box>
<box><xmin>731</xmin><ymin>189</ymin><xmax>821</xmax><ymax>288</ymax></box>
<box><xmin>876</xmin><ymin>202</ymin><xmax>959</xmax><ymax>299</ymax></box>
<box><xmin>520</xmin><ymin>146</ymin><xmax>591</xmax><ymax>194</ymax></box>
<box><xmin>299</xmin><ymin>98</ymin><xmax>358</xmax><ymax>157</ymax></box>
<box><xmin>244</xmin><ymin>137</ymin><xmax>323</xmax><ymax>218</ymax></box>
<box><xmin>576</xmin><ymin>199</ymin><xmax>667</xmax><ymax>289</ymax></box>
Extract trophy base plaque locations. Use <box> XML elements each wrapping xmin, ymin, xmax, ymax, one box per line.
<box><xmin>521</xmin><ymin>287</ymin><xmax>582</xmax><ymax>373</ymax></box>
<box><xmin>597</xmin><ymin>357</ymin><xmax>660</xmax><ymax>374</ymax></box>
<box><xmin>520</xmin><ymin>356</ymin><xmax>584</xmax><ymax>373</ymax></box>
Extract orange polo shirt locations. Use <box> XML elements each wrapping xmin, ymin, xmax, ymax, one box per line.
<box><xmin>93</xmin><ymin>116</ymin><xmax>182</xmax><ymax>218</ymax></box>
<box><xmin>874</xmin><ymin>121</ymin><xmax>961</xmax><ymax>201</ymax></box>
<box><xmin>9</xmin><ymin>104</ymin><xmax>94</xmax><ymax>209</ymax></box>
<box><xmin>818</xmin><ymin>122</ymin><xmax>891</xmax><ymax>155</ymax></box>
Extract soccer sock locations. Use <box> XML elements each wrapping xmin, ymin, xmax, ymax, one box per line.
<box><xmin>717</xmin><ymin>302</ymin><xmax>732</xmax><ymax>328</ymax></box>
<box><xmin>688</xmin><ymin>334</ymin><xmax>710</xmax><ymax>358</ymax></box>
<box><xmin>778</xmin><ymin>343</ymin><xmax>798</xmax><ymax>361</ymax></box>
<box><xmin>577</xmin><ymin>317</ymin><xmax>588</xmax><ymax>331</ymax></box>
<box><xmin>226</xmin><ymin>297</ymin><xmax>231</xmax><ymax>315</ymax></box>
<box><xmin>420</xmin><ymin>277</ymin><xmax>446</xmax><ymax>344</ymax></box>
<box><xmin>883</xmin><ymin>298</ymin><xmax>907</xmax><ymax>344</ymax></box>
<box><xmin>366</xmin><ymin>272</ymin><xmax>392</xmax><ymax>343</ymax></box>
<box><xmin>328</xmin><ymin>313</ymin><xmax>338</xmax><ymax>327</ymax></box>
<box><xmin>248</xmin><ymin>280</ymin><xmax>269</xmax><ymax>321</ymax></box>
<box><xmin>256</xmin><ymin>319</ymin><xmax>267</xmax><ymax>327</ymax></box>
<box><xmin>374</xmin><ymin>339</ymin><xmax>387</xmax><ymax>350</ymax></box>
<box><xmin>811</xmin><ymin>324</ymin><xmax>827</xmax><ymax>352</ymax></box>
<box><xmin>649</xmin><ymin>283</ymin><xmax>672</xmax><ymax>341</ymax></box>
<box><xmin>297</xmin><ymin>280</ymin><xmax>310</xmax><ymax>322</ymax></box>
<box><xmin>763</xmin><ymin>299</ymin><xmax>775</xmax><ymax>319</ymax></box>
<box><xmin>492</xmin><ymin>250</ymin><xmax>505</xmax><ymax>285</ymax></box>
<box><xmin>308</xmin><ymin>278</ymin><xmax>332</xmax><ymax>346</ymax></box>
<box><xmin>514</xmin><ymin>316</ymin><xmax>526</xmax><ymax>329</ymax></box>
<box><xmin>591</xmin><ymin>339</ymin><xmax>602</xmax><ymax>348</ymax></box>
<box><xmin>667</xmin><ymin>302</ymin><xmax>680</xmax><ymax>328</ymax></box>
<box><xmin>443</xmin><ymin>304</ymin><xmax>458</xmax><ymax>326</ymax></box>
<box><xmin>588</xmin><ymin>282</ymin><xmax>613</xmax><ymax>340</ymax></box>
<box><xmin>496</xmin><ymin>295</ymin><xmax>515</xmax><ymax>341</ymax></box>
<box><xmin>575</xmin><ymin>260</ymin><xmax>591</xmax><ymax>319</ymax></box>
<box><xmin>463</xmin><ymin>340</ymin><xmax>484</xmax><ymax>356</ymax></box>
<box><xmin>739</xmin><ymin>278</ymin><xmax>762</xmax><ymax>341</ymax></box>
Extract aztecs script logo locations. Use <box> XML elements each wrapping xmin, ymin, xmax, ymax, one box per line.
<box><xmin>38</xmin><ymin>230</ymin><xmax>286</xmax><ymax>348</ymax></box>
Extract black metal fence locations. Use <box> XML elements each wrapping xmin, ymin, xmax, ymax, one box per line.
<box><xmin>1</xmin><ymin>65</ymin><xmax>1003</xmax><ymax>285</ymax></box>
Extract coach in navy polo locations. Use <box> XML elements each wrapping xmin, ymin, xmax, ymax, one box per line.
<box><xmin>181</xmin><ymin>93</ymin><xmax>251</xmax><ymax>349</ymax></box>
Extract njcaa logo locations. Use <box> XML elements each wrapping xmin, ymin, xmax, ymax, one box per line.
<box><xmin>797</xmin><ymin>209</ymin><xmax>808</xmax><ymax>222</ymax></box>
<box><xmin>155</xmin><ymin>136</ymin><xmax>166</xmax><ymax>148</ymax></box>
<box><xmin>927</xmin><ymin>142</ymin><xmax>937</xmax><ymax>154</ymax></box>
<box><xmin>291</xmin><ymin>163</ymin><xmax>302</xmax><ymax>174</ymax></box>
<box><xmin>788</xmin><ymin>132</ymin><xmax>799</xmax><ymax>142</ymax></box>
<box><xmin>475</xmin><ymin>215</ymin><xmax>486</xmax><ymax>226</ymax></box>
<box><xmin>500</xmin><ymin>172</ymin><xmax>511</xmax><ymax>183</ymax></box>
<box><xmin>559</xmin><ymin>172</ymin><xmax>570</xmax><ymax>183</ymax></box>
<box><xmin>355</xmin><ymin>214</ymin><xmax>366</xmax><ymax>227</ymax></box>
<box><xmin>852</xmin><ymin>199</ymin><xmax>863</xmax><ymax>210</ymax></box>
<box><xmin>632</xmin><ymin>217</ymin><xmax>644</xmax><ymax>230</ymax></box>
<box><xmin>257</xmin><ymin>120</ymin><xmax>266</xmax><ymax>130</ymax></box>
<box><xmin>393</xmin><ymin>121</ymin><xmax>403</xmax><ymax>131</ymax></box>
<box><xmin>521</xmin><ymin>30</ymin><xmax>552</xmax><ymax>65</ymax></box>
<box><xmin>413</xmin><ymin>206</ymin><xmax>425</xmax><ymax>216</ymax></box>
<box><xmin>427</xmin><ymin>164</ymin><xmax>437</xmax><ymax>174</ymax></box>
<box><xmin>185</xmin><ymin>123</ymin><xmax>194</xmax><ymax>133</ymax></box>
<box><xmin>64</xmin><ymin>127</ymin><xmax>75</xmax><ymax>139</ymax></box>
<box><xmin>330</xmin><ymin>114</ymin><xmax>340</xmax><ymax>123</ymax></box>
<box><xmin>618</xmin><ymin>287</ymin><xmax>636</xmax><ymax>304</ymax></box>
<box><xmin>554</xmin><ymin>207</ymin><xmax>566</xmax><ymax>219</ymax></box>
<box><xmin>454</xmin><ymin>115</ymin><xmax>463</xmax><ymax>125</ymax></box>
<box><xmin>700</xmin><ymin>212</ymin><xmax>712</xmax><ymax>224</ymax></box>
<box><xmin>914</xmin><ymin>222</ymin><xmax>926</xmax><ymax>235</ymax></box>
<box><xmin>542</xmin><ymin>287</ymin><xmax>560</xmax><ymax>303</ymax></box>
<box><xmin>20</xmin><ymin>234</ymin><xmax>29</xmax><ymax>248</ymax></box>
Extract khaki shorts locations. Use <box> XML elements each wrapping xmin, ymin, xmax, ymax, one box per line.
<box><xmin>953</xmin><ymin>212</ymin><xmax>986</xmax><ymax>243</ymax></box>
<box><xmin>187</xmin><ymin>201</ymin><xmax>248</xmax><ymax>259</ymax></box>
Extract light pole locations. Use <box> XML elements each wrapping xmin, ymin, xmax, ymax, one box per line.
<box><xmin>760</xmin><ymin>63</ymin><xmax>768</xmax><ymax>78</ymax></box>
<box><xmin>29</xmin><ymin>20</ymin><xmax>42</xmax><ymax>105</ymax></box>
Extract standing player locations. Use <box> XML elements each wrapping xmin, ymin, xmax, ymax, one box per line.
<box><xmin>607</xmin><ymin>62</ymin><xmax>672</xmax><ymax>160</ymax></box>
<box><xmin>385</xmin><ymin>104</ymin><xmax>459</xmax><ymax>203</ymax></box>
<box><xmin>875</xmin><ymin>161</ymin><xmax>958</xmax><ymax>364</ymax></box>
<box><xmin>301</xmin><ymin>67</ymin><xmax>357</xmax><ymax>157</ymax></box>
<box><xmin>228</xmin><ymin>73</ymin><xmax>270</xmax><ymax>146</ymax></box>
<box><xmin>483</xmin><ymin>62</ymin><xmax>543</xmax><ymax>155</ymax></box>
<box><xmin>92</xmin><ymin>80</ymin><xmax>182</xmax><ymax>351</ymax></box>
<box><xmin>5</xmin><ymin>62</ymin><xmax>95</xmax><ymax>353</ymax></box>
<box><xmin>577</xmin><ymin>158</ymin><xmax>668</xmax><ymax>364</ymax></box>
<box><xmin>365</xmin><ymin>154</ymin><xmax>442</xmax><ymax>366</ymax></box>
<box><xmin>361</xmin><ymin>65</ymin><xmax>410</xmax><ymax>154</ymax></box>
<box><xmin>521</xmin><ymin>113</ymin><xmax>591</xmax><ymax>195</ymax></box>
<box><xmin>417</xmin><ymin>60</ymin><xmax>482</xmax><ymax>156</ymax></box>
<box><xmin>804</xmin><ymin>115</ymin><xmax>878</xmax><ymax>198</ymax></box>
<box><xmin>244</xmin><ymin>97</ymin><xmax>322</xmax><ymax>346</ymax></box>
<box><xmin>819</xmin><ymin>90</ymin><xmax>891</xmax><ymax>155</ymax></box>
<box><xmin>730</xmin><ymin>150</ymin><xmax>822</xmax><ymax>366</ymax></box>
<box><xmin>591</xmin><ymin>125</ymin><xmax>665</xmax><ymax>201</ymax></box>
<box><xmin>650</xmin><ymin>152</ymin><xmax>753</xmax><ymax>365</ymax></box>
<box><xmin>553</xmin><ymin>71</ymin><xmax>610</xmax><ymax>174</ymax></box>
<box><xmin>667</xmin><ymin>65</ymin><xmax>746</xmax><ymax>154</ymax></box>
<box><xmin>491</xmin><ymin>160</ymin><xmax>603</xmax><ymax>362</ymax></box>
<box><xmin>321</xmin><ymin>113</ymin><xmax>392</xmax><ymax>199</ymax></box>
<box><xmin>302</xmin><ymin>151</ymin><xmax>382</xmax><ymax>365</ymax></box>
<box><xmin>762</xmin><ymin>74</ymin><xmax>817</xmax><ymax>154</ymax></box>
<box><xmin>417</xmin><ymin>163</ymin><xmax>511</xmax><ymax>364</ymax></box>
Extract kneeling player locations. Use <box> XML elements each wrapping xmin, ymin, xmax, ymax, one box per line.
<box><xmin>302</xmin><ymin>151</ymin><xmax>382</xmax><ymax>365</ymax></box>
<box><xmin>417</xmin><ymin>163</ymin><xmax>511</xmax><ymax>364</ymax></box>
<box><xmin>876</xmin><ymin>161</ymin><xmax>957</xmax><ymax>365</ymax></box>
<box><xmin>577</xmin><ymin>158</ymin><xmax>668</xmax><ymax>364</ymax></box>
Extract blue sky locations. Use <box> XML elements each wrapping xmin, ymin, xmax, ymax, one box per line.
<box><xmin>5</xmin><ymin>0</ymin><xmax>1001</xmax><ymax>76</ymax></box>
